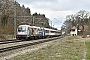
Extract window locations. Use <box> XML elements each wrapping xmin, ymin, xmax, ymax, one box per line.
<box><xmin>45</xmin><ymin>30</ymin><xmax>49</xmax><ymax>33</ymax></box>
<box><xmin>51</xmin><ymin>31</ymin><xmax>55</xmax><ymax>33</ymax></box>
<box><xmin>18</xmin><ymin>26</ymin><xmax>26</xmax><ymax>32</ymax></box>
<box><xmin>71</xmin><ymin>29</ymin><xmax>75</xmax><ymax>31</ymax></box>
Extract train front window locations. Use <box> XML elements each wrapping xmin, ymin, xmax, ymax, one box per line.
<box><xmin>18</xmin><ymin>26</ymin><xmax>26</xmax><ymax>32</ymax></box>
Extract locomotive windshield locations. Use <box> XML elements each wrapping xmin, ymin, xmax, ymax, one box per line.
<box><xmin>18</xmin><ymin>26</ymin><xmax>26</xmax><ymax>32</ymax></box>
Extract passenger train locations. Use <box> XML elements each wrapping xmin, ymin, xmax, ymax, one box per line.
<box><xmin>16</xmin><ymin>24</ymin><xmax>62</xmax><ymax>39</ymax></box>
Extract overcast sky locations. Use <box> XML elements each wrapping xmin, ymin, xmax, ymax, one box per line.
<box><xmin>16</xmin><ymin>0</ymin><xmax>90</xmax><ymax>30</ymax></box>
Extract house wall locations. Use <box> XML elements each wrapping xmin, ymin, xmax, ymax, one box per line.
<box><xmin>70</xmin><ymin>29</ymin><xmax>77</xmax><ymax>36</ymax></box>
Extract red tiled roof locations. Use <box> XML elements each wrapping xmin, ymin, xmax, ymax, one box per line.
<box><xmin>71</xmin><ymin>26</ymin><xmax>76</xmax><ymax>29</ymax></box>
<box><xmin>79</xmin><ymin>26</ymin><xmax>83</xmax><ymax>30</ymax></box>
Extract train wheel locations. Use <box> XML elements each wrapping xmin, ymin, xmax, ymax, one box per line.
<box><xmin>34</xmin><ymin>37</ymin><xmax>37</xmax><ymax>40</ymax></box>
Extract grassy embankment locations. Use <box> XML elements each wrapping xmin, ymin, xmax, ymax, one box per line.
<box><xmin>86</xmin><ymin>42</ymin><xmax>90</xmax><ymax>60</ymax></box>
<box><xmin>12</xmin><ymin>36</ymin><xmax>84</xmax><ymax>60</ymax></box>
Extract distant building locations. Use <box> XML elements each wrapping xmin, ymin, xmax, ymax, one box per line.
<box><xmin>32</xmin><ymin>13</ymin><xmax>50</xmax><ymax>28</ymax></box>
<box><xmin>70</xmin><ymin>25</ymin><xmax>89</xmax><ymax>36</ymax></box>
<box><xmin>70</xmin><ymin>26</ymin><xmax>77</xmax><ymax>36</ymax></box>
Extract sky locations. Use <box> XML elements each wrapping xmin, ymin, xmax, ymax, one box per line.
<box><xmin>16</xmin><ymin>0</ymin><xmax>90</xmax><ymax>30</ymax></box>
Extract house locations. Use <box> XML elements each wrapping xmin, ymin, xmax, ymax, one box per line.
<box><xmin>70</xmin><ymin>26</ymin><xmax>77</xmax><ymax>36</ymax></box>
<box><xmin>70</xmin><ymin>25</ymin><xmax>89</xmax><ymax>36</ymax></box>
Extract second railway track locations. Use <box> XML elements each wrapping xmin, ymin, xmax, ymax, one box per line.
<box><xmin>0</xmin><ymin>37</ymin><xmax>61</xmax><ymax>53</ymax></box>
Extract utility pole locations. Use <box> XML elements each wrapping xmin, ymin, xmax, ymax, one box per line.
<box><xmin>14</xmin><ymin>0</ymin><xmax>16</xmax><ymax>39</ymax></box>
<box><xmin>51</xmin><ymin>21</ymin><xmax>52</xmax><ymax>28</ymax></box>
<box><xmin>32</xmin><ymin>16</ymin><xmax>34</xmax><ymax>25</ymax></box>
<box><xmin>43</xmin><ymin>19</ymin><xmax>45</xmax><ymax>27</ymax></box>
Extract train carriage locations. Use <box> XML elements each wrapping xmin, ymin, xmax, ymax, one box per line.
<box><xmin>38</xmin><ymin>27</ymin><xmax>61</xmax><ymax>38</ymax></box>
<box><xmin>44</xmin><ymin>28</ymin><xmax>61</xmax><ymax>37</ymax></box>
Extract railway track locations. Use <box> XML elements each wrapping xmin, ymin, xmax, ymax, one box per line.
<box><xmin>0</xmin><ymin>37</ymin><xmax>61</xmax><ymax>53</ymax></box>
<box><xmin>0</xmin><ymin>39</ymin><xmax>35</xmax><ymax>44</ymax></box>
<box><xmin>0</xmin><ymin>39</ymin><xmax>26</xmax><ymax>44</ymax></box>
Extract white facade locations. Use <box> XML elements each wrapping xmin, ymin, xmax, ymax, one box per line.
<box><xmin>70</xmin><ymin>29</ymin><xmax>77</xmax><ymax>36</ymax></box>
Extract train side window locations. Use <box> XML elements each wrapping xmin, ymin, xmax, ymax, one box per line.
<box><xmin>51</xmin><ymin>31</ymin><xmax>55</xmax><ymax>33</ymax></box>
<box><xmin>28</xmin><ymin>27</ymin><xmax>29</xmax><ymax>30</ymax></box>
<box><xmin>45</xmin><ymin>30</ymin><xmax>49</xmax><ymax>33</ymax></box>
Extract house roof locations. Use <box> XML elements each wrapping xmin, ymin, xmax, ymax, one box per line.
<box><xmin>71</xmin><ymin>26</ymin><xmax>76</xmax><ymax>29</ymax></box>
<box><xmin>79</xmin><ymin>26</ymin><xmax>83</xmax><ymax>30</ymax></box>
